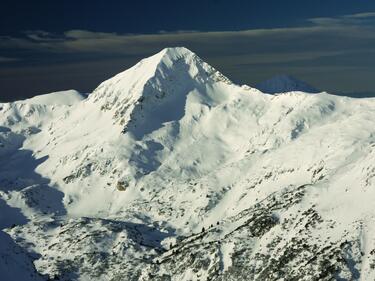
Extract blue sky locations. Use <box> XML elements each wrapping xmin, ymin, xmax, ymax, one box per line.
<box><xmin>1</xmin><ymin>0</ymin><xmax>375</xmax><ymax>101</ymax></box>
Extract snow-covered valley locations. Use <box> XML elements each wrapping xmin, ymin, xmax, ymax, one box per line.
<box><xmin>1</xmin><ymin>47</ymin><xmax>375</xmax><ymax>281</ymax></box>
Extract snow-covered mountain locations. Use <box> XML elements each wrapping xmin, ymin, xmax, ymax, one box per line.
<box><xmin>256</xmin><ymin>74</ymin><xmax>320</xmax><ymax>94</ymax></box>
<box><xmin>1</xmin><ymin>47</ymin><xmax>375</xmax><ymax>281</ymax></box>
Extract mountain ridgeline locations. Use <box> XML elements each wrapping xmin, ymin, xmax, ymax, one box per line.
<box><xmin>0</xmin><ymin>47</ymin><xmax>375</xmax><ymax>281</ymax></box>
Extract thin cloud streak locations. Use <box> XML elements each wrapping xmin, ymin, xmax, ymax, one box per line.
<box><xmin>1</xmin><ymin>12</ymin><xmax>375</xmax><ymax>56</ymax></box>
<box><xmin>1</xmin><ymin>12</ymin><xmax>375</xmax><ymax>100</ymax></box>
<box><xmin>0</xmin><ymin>56</ymin><xmax>19</xmax><ymax>63</ymax></box>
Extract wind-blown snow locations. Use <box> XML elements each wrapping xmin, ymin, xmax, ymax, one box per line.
<box><xmin>1</xmin><ymin>47</ymin><xmax>375</xmax><ymax>281</ymax></box>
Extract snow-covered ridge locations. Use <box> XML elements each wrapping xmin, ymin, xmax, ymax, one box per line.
<box><xmin>17</xmin><ymin>89</ymin><xmax>87</xmax><ymax>106</ymax></box>
<box><xmin>1</xmin><ymin>47</ymin><xmax>375</xmax><ymax>281</ymax></box>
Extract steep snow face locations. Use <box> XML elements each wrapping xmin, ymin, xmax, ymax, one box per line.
<box><xmin>87</xmin><ymin>47</ymin><xmax>233</xmax><ymax>137</ymax></box>
<box><xmin>1</xmin><ymin>47</ymin><xmax>375</xmax><ymax>280</ymax></box>
<box><xmin>256</xmin><ymin>74</ymin><xmax>319</xmax><ymax>94</ymax></box>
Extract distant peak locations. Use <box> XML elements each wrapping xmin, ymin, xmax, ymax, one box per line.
<box><xmin>90</xmin><ymin>46</ymin><xmax>229</xmax><ymax>107</ymax></box>
<box><xmin>268</xmin><ymin>74</ymin><xmax>298</xmax><ymax>81</ymax></box>
<box><xmin>256</xmin><ymin>74</ymin><xmax>319</xmax><ymax>94</ymax></box>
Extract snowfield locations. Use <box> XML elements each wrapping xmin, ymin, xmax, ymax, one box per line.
<box><xmin>0</xmin><ymin>47</ymin><xmax>375</xmax><ymax>281</ymax></box>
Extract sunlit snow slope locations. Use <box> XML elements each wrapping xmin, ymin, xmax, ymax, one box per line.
<box><xmin>1</xmin><ymin>47</ymin><xmax>375</xmax><ymax>281</ymax></box>
<box><xmin>18</xmin><ymin>89</ymin><xmax>87</xmax><ymax>106</ymax></box>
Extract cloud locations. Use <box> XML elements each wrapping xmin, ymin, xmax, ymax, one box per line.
<box><xmin>0</xmin><ymin>56</ymin><xmax>18</xmax><ymax>63</ymax></box>
<box><xmin>343</xmin><ymin>12</ymin><xmax>375</xmax><ymax>19</ymax></box>
<box><xmin>1</xmin><ymin>11</ymin><xmax>375</xmax><ymax>99</ymax></box>
<box><xmin>308</xmin><ymin>11</ymin><xmax>375</xmax><ymax>29</ymax></box>
<box><xmin>1</xmin><ymin>11</ymin><xmax>375</xmax><ymax>57</ymax></box>
<box><xmin>24</xmin><ymin>30</ymin><xmax>64</xmax><ymax>42</ymax></box>
<box><xmin>1</xmin><ymin>12</ymin><xmax>374</xmax><ymax>65</ymax></box>
<box><xmin>65</xmin><ymin>30</ymin><xmax>118</xmax><ymax>40</ymax></box>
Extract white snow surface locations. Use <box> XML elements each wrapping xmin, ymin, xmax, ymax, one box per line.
<box><xmin>18</xmin><ymin>89</ymin><xmax>87</xmax><ymax>106</ymax></box>
<box><xmin>0</xmin><ymin>47</ymin><xmax>375</xmax><ymax>280</ymax></box>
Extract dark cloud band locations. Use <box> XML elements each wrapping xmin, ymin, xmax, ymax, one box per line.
<box><xmin>1</xmin><ymin>12</ymin><xmax>375</xmax><ymax>101</ymax></box>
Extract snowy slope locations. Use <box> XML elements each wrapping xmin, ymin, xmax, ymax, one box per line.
<box><xmin>18</xmin><ymin>89</ymin><xmax>87</xmax><ymax>106</ymax></box>
<box><xmin>256</xmin><ymin>74</ymin><xmax>319</xmax><ymax>94</ymax></box>
<box><xmin>1</xmin><ymin>47</ymin><xmax>375</xmax><ymax>281</ymax></box>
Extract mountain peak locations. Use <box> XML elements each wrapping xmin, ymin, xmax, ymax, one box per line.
<box><xmin>87</xmin><ymin>46</ymin><xmax>231</xmax><ymax>138</ymax></box>
<box><xmin>256</xmin><ymin>74</ymin><xmax>319</xmax><ymax>94</ymax></box>
<box><xmin>160</xmin><ymin>47</ymin><xmax>196</xmax><ymax>59</ymax></box>
<box><xmin>139</xmin><ymin>47</ymin><xmax>198</xmax><ymax>71</ymax></box>
<box><xmin>91</xmin><ymin>47</ymin><xmax>202</xmax><ymax>93</ymax></box>
<box><xmin>90</xmin><ymin>46</ymin><xmax>229</xmax><ymax>105</ymax></box>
